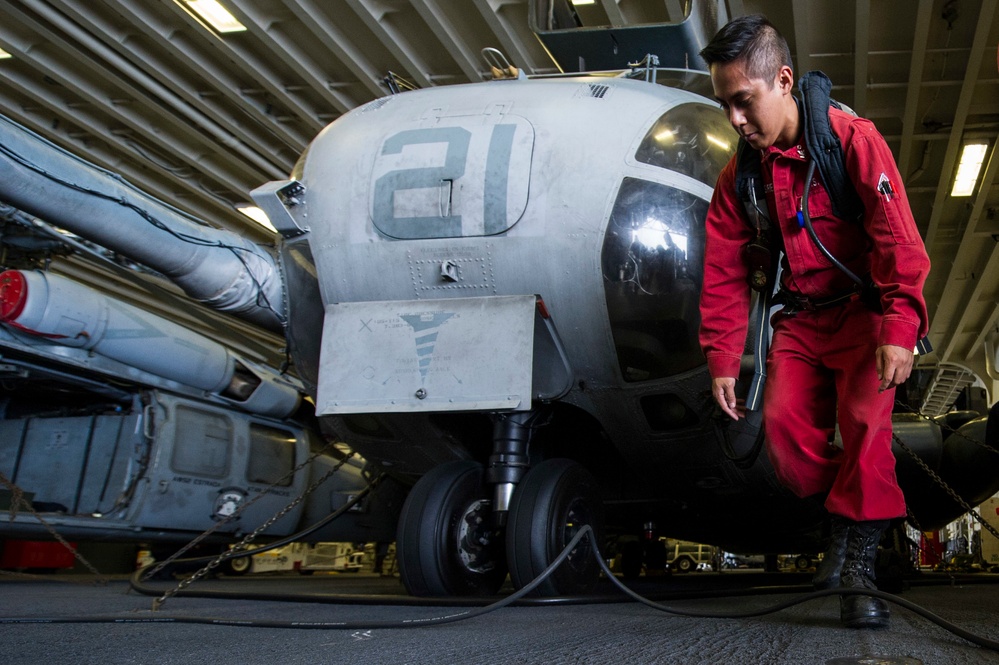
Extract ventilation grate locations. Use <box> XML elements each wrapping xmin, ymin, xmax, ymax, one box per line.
<box><xmin>362</xmin><ymin>97</ymin><xmax>392</xmax><ymax>112</ymax></box>
<box><xmin>588</xmin><ymin>84</ymin><xmax>609</xmax><ymax>98</ymax></box>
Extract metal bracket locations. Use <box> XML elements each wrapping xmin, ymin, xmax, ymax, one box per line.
<box><xmin>249</xmin><ymin>179</ymin><xmax>309</xmax><ymax>238</ymax></box>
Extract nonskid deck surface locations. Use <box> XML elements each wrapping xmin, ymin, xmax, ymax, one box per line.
<box><xmin>2</xmin><ymin>571</ymin><xmax>999</xmax><ymax>664</ymax></box>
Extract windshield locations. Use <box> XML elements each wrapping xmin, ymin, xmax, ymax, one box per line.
<box><xmin>601</xmin><ymin>177</ymin><xmax>708</xmax><ymax>382</ymax></box>
<box><xmin>635</xmin><ymin>103</ymin><xmax>736</xmax><ymax>187</ymax></box>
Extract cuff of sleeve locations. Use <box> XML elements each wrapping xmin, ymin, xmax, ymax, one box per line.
<box><xmin>707</xmin><ymin>354</ymin><xmax>743</xmax><ymax>380</ymax></box>
<box><xmin>878</xmin><ymin>317</ymin><xmax>919</xmax><ymax>351</ymax></box>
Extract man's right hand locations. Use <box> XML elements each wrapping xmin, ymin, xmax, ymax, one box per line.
<box><xmin>712</xmin><ymin>377</ymin><xmax>741</xmax><ymax>420</ymax></box>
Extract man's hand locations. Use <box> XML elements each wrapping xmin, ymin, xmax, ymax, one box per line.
<box><xmin>876</xmin><ymin>344</ymin><xmax>914</xmax><ymax>392</ymax></box>
<box><xmin>712</xmin><ymin>377</ymin><xmax>742</xmax><ymax>420</ymax></box>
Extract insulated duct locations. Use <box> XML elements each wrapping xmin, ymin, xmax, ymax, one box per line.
<box><xmin>0</xmin><ymin>113</ymin><xmax>285</xmax><ymax>332</ymax></box>
<box><xmin>0</xmin><ymin>269</ymin><xmax>300</xmax><ymax>418</ymax></box>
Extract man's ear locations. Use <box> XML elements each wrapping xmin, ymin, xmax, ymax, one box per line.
<box><xmin>776</xmin><ymin>65</ymin><xmax>794</xmax><ymax>94</ymax></box>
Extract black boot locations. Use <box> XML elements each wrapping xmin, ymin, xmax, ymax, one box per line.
<box><xmin>839</xmin><ymin>520</ymin><xmax>890</xmax><ymax>629</ymax></box>
<box><xmin>813</xmin><ymin>515</ymin><xmax>850</xmax><ymax>590</ymax></box>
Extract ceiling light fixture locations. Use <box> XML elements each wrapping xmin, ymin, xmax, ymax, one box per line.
<box><xmin>184</xmin><ymin>0</ymin><xmax>246</xmax><ymax>33</ymax></box>
<box><xmin>571</xmin><ymin>0</ymin><xmax>596</xmax><ymax>5</ymax></box>
<box><xmin>236</xmin><ymin>204</ymin><xmax>276</xmax><ymax>233</ymax></box>
<box><xmin>951</xmin><ymin>142</ymin><xmax>989</xmax><ymax>197</ymax></box>
<box><xmin>0</xmin><ymin>47</ymin><xmax>12</xmax><ymax>60</ymax></box>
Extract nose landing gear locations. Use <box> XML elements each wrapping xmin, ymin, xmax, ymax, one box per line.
<box><xmin>397</xmin><ymin>413</ymin><xmax>604</xmax><ymax>598</ymax></box>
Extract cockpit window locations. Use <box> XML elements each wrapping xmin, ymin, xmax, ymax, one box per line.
<box><xmin>635</xmin><ymin>103</ymin><xmax>737</xmax><ymax>186</ymax></box>
<box><xmin>601</xmin><ymin>177</ymin><xmax>707</xmax><ymax>382</ymax></box>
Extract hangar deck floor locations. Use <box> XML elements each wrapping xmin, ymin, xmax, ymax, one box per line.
<box><xmin>1</xmin><ymin>571</ymin><xmax>998</xmax><ymax>665</ymax></box>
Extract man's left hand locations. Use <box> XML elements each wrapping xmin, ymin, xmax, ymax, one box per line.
<box><xmin>876</xmin><ymin>344</ymin><xmax>914</xmax><ymax>392</ymax></box>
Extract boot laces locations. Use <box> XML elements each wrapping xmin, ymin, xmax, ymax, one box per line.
<box><xmin>840</xmin><ymin>525</ymin><xmax>881</xmax><ymax>590</ymax></box>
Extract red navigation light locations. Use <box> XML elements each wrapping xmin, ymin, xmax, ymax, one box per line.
<box><xmin>0</xmin><ymin>270</ymin><xmax>27</xmax><ymax>322</ymax></box>
<box><xmin>536</xmin><ymin>296</ymin><xmax>551</xmax><ymax>320</ymax></box>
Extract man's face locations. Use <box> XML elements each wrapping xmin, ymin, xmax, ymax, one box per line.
<box><xmin>710</xmin><ymin>59</ymin><xmax>792</xmax><ymax>150</ymax></box>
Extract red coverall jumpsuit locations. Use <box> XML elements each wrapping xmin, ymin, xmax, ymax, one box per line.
<box><xmin>699</xmin><ymin>108</ymin><xmax>930</xmax><ymax>522</ymax></box>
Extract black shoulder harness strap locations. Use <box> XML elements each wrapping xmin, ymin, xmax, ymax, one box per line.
<box><xmin>734</xmin><ymin>138</ymin><xmax>769</xmax><ymax>232</ymax></box>
<box><xmin>797</xmin><ymin>71</ymin><xmax>864</xmax><ymax>222</ymax></box>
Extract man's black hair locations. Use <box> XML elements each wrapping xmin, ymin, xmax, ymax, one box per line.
<box><xmin>699</xmin><ymin>14</ymin><xmax>793</xmax><ymax>85</ymax></box>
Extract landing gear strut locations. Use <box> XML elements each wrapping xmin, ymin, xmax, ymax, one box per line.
<box><xmin>486</xmin><ymin>410</ymin><xmax>549</xmax><ymax>521</ymax></box>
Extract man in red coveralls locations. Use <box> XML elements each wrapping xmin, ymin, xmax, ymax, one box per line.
<box><xmin>697</xmin><ymin>15</ymin><xmax>930</xmax><ymax>629</ymax></box>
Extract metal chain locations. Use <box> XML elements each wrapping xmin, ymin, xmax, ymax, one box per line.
<box><xmin>0</xmin><ymin>471</ymin><xmax>109</xmax><ymax>584</ymax></box>
<box><xmin>890</xmin><ymin>399</ymin><xmax>999</xmax><ymax>556</ymax></box>
<box><xmin>152</xmin><ymin>451</ymin><xmax>356</xmax><ymax>610</ymax></box>
<box><xmin>141</xmin><ymin>440</ymin><xmax>338</xmax><ymax>581</ymax></box>
<box><xmin>892</xmin><ymin>433</ymin><xmax>999</xmax><ymax>545</ymax></box>
<box><xmin>895</xmin><ymin>399</ymin><xmax>999</xmax><ymax>458</ymax></box>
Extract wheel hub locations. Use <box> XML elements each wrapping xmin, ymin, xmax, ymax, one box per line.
<box><xmin>562</xmin><ymin>497</ymin><xmax>593</xmax><ymax>572</ymax></box>
<box><xmin>457</xmin><ymin>499</ymin><xmax>498</xmax><ymax>573</ymax></box>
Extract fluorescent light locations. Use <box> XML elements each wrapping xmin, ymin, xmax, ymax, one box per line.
<box><xmin>571</xmin><ymin>0</ymin><xmax>597</xmax><ymax>5</ymax></box>
<box><xmin>706</xmin><ymin>133</ymin><xmax>732</xmax><ymax>152</ymax></box>
<box><xmin>0</xmin><ymin>47</ymin><xmax>12</xmax><ymax>59</ymax></box>
<box><xmin>236</xmin><ymin>204</ymin><xmax>276</xmax><ymax>233</ymax></box>
<box><xmin>951</xmin><ymin>142</ymin><xmax>989</xmax><ymax>197</ymax></box>
<box><xmin>185</xmin><ymin>0</ymin><xmax>246</xmax><ymax>33</ymax></box>
<box><xmin>654</xmin><ymin>128</ymin><xmax>675</xmax><ymax>142</ymax></box>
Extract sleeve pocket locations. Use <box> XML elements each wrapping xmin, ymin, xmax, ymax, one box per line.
<box><xmin>877</xmin><ymin>197</ymin><xmax>918</xmax><ymax>245</ymax></box>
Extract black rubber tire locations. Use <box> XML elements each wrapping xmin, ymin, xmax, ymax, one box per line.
<box><xmin>505</xmin><ymin>458</ymin><xmax>604</xmax><ymax>596</ymax></box>
<box><xmin>225</xmin><ymin>556</ymin><xmax>252</xmax><ymax>576</ymax></box>
<box><xmin>620</xmin><ymin>540</ymin><xmax>643</xmax><ymax>580</ymax></box>
<box><xmin>795</xmin><ymin>555</ymin><xmax>812</xmax><ymax>571</ymax></box>
<box><xmin>644</xmin><ymin>539</ymin><xmax>667</xmax><ymax>575</ymax></box>
<box><xmin>397</xmin><ymin>460</ymin><xmax>508</xmax><ymax>597</ymax></box>
<box><xmin>674</xmin><ymin>555</ymin><xmax>694</xmax><ymax>573</ymax></box>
